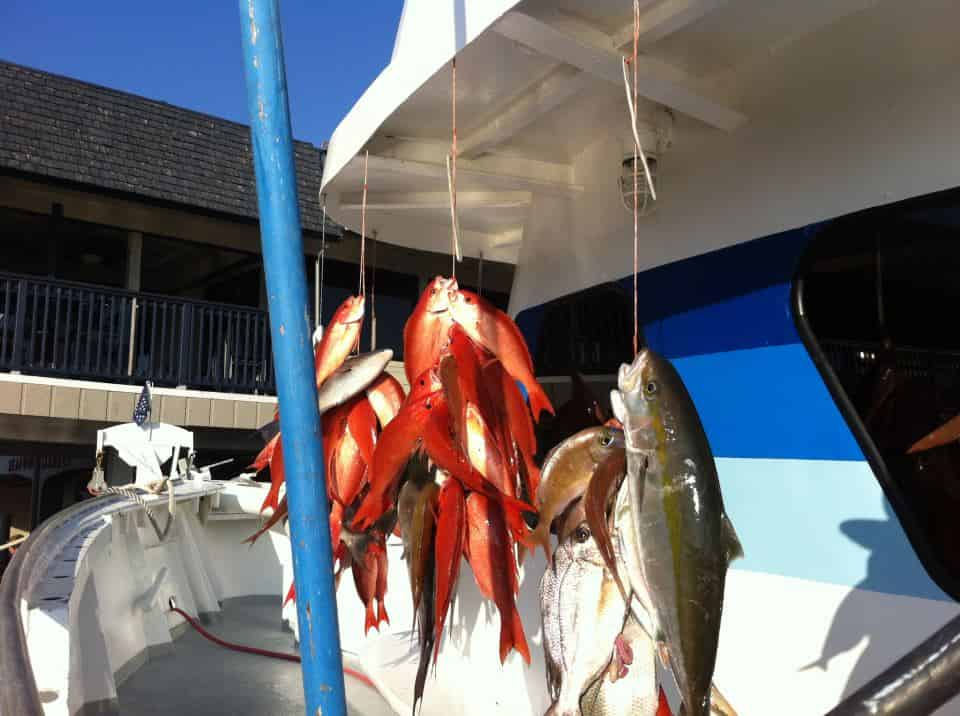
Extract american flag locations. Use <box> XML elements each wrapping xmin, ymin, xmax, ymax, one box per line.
<box><xmin>133</xmin><ymin>382</ymin><xmax>152</xmax><ymax>426</ymax></box>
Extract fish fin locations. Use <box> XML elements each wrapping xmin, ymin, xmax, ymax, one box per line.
<box><xmin>378</xmin><ymin>600</ymin><xmax>390</xmax><ymax>627</ymax></box>
<box><xmin>529</xmin><ymin>523</ymin><xmax>553</xmax><ymax>566</ymax></box>
<box><xmin>907</xmin><ymin>413</ymin><xmax>960</xmax><ymax>453</ymax></box>
<box><xmin>364</xmin><ymin>602</ymin><xmax>377</xmax><ymax>634</ymax></box>
<box><xmin>709</xmin><ymin>683</ymin><xmax>738</xmax><ymax>716</ymax></box>
<box><xmin>657</xmin><ymin>687</ymin><xmax>673</xmax><ymax>716</ymax></box>
<box><xmin>527</xmin><ymin>382</ymin><xmax>555</xmax><ymax>423</ymax></box>
<box><xmin>722</xmin><ymin>513</ymin><xmax>744</xmax><ymax>563</ymax></box>
<box><xmin>585</xmin><ymin>449</ymin><xmax>628</xmax><ymax>601</ymax></box>
<box><xmin>499</xmin><ymin>604</ymin><xmax>531</xmax><ymax>665</ymax></box>
<box><xmin>243</xmin><ymin>497</ymin><xmax>287</xmax><ymax>544</ymax></box>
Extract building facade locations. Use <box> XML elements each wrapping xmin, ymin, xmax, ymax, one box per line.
<box><xmin>0</xmin><ymin>60</ymin><xmax>514</xmax><ymax>536</ymax></box>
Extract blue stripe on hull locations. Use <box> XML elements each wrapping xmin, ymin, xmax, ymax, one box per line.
<box><xmin>672</xmin><ymin>343</ymin><xmax>863</xmax><ymax>461</ymax></box>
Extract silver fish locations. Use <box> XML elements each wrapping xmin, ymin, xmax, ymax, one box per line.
<box><xmin>580</xmin><ymin>616</ymin><xmax>658</xmax><ymax>716</ymax></box>
<box><xmin>257</xmin><ymin>349</ymin><xmax>394</xmax><ymax>440</ymax></box>
<box><xmin>540</xmin><ymin>506</ymin><xmax>628</xmax><ymax>716</ymax></box>
<box><xmin>610</xmin><ymin>348</ymin><xmax>743</xmax><ymax>716</ymax></box>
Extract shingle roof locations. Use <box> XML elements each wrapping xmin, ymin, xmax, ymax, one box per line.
<box><xmin>0</xmin><ymin>60</ymin><xmax>339</xmax><ymax>236</ymax></box>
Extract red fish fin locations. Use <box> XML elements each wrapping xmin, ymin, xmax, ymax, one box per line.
<box><xmin>526</xmin><ymin>382</ymin><xmax>555</xmax><ymax>422</ymax></box>
<box><xmin>378</xmin><ymin>600</ymin><xmax>390</xmax><ymax>627</ymax></box>
<box><xmin>433</xmin><ymin>480</ymin><xmax>465</xmax><ymax>663</ymax></box>
<box><xmin>364</xmin><ymin>602</ymin><xmax>377</xmax><ymax>634</ymax></box>
<box><xmin>656</xmin><ymin>687</ymin><xmax>672</xmax><ymax>716</ymax></box>
<box><xmin>244</xmin><ymin>497</ymin><xmax>287</xmax><ymax>544</ymax></box>
<box><xmin>284</xmin><ymin>582</ymin><xmax>296</xmax><ymax>606</ymax></box>
<box><xmin>498</xmin><ymin>604</ymin><xmax>531</xmax><ymax>665</ymax></box>
<box><xmin>527</xmin><ymin>522</ymin><xmax>553</xmax><ymax>566</ymax></box>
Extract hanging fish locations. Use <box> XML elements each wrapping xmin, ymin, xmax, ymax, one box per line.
<box><xmin>447</xmin><ymin>287</ymin><xmax>554</xmax><ymax>421</ymax></box>
<box><xmin>403</xmin><ymin>276</ymin><xmax>457</xmax><ymax>383</ymax></box>
<box><xmin>366</xmin><ymin>372</ymin><xmax>406</xmax><ymax>427</ymax></box>
<box><xmin>433</xmin><ymin>475</ymin><xmax>465</xmax><ymax>662</ymax></box>
<box><xmin>610</xmin><ymin>348</ymin><xmax>743</xmax><ymax>716</ymax></box>
<box><xmin>540</xmin><ymin>509</ymin><xmax>632</xmax><ymax>716</ymax></box>
<box><xmin>464</xmin><ymin>492</ymin><xmax>530</xmax><ymax>664</ymax></box>
<box><xmin>528</xmin><ymin>426</ymin><xmax>625</xmax><ymax>562</ymax></box>
<box><xmin>314</xmin><ymin>294</ymin><xmax>365</xmax><ymax>390</ymax></box>
<box><xmin>258</xmin><ymin>349</ymin><xmax>393</xmax><ymax>440</ymax></box>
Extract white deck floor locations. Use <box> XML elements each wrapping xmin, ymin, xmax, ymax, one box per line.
<box><xmin>117</xmin><ymin>596</ymin><xmax>392</xmax><ymax>715</ymax></box>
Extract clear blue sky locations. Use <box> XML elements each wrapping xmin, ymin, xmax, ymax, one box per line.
<box><xmin>2</xmin><ymin>1</ymin><xmax>403</xmax><ymax>146</ymax></box>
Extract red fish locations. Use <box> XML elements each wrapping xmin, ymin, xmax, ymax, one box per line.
<box><xmin>331</xmin><ymin>429</ymin><xmax>366</xmax><ymax>507</ymax></box>
<box><xmin>433</xmin><ymin>478</ymin><xmax>465</xmax><ymax>662</ymax></box>
<box><xmin>314</xmin><ymin>295</ymin><xmax>365</xmax><ymax>390</ymax></box>
<box><xmin>352</xmin><ymin>542</ymin><xmax>384</xmax><ymax>634</ymax></box>
<box><xmin>403</xmin><ymin>277</ymin><xmax>456</xmax><ymax>384</ymax></box>
<box><xmin>464</xmin><ymin>493</ymin><xmax>530</xmax><ymax>664</ymax></box>
<box><xmin>347</xmin><ymin>396</ymin><xmax>378</xmax><ymax>468</ymax></box>
<box><xmin>447</xmin><ymin>288</ymin><xmax>554</xmax><ymax>422</ymax></box>
<box><xmin>421</xmin><ymin>400</ymin><xmax>534</xmax><ymax>524</ymax></box>
<box><xmin>352</xmin><ymin>394</ymin><xmax>438</xmax><ymax>529</ymax></box>
<box><xmin>366</xmin><ymin>373</ymin><xmax>406</xmax><ymax>427</ymax></box>
<box><xmin>483</xmin><ymin>359</ymin><xmax>538</xmax><ymax>484</ymax></box>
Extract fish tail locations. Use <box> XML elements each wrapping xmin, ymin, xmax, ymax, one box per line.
<box><xmin>529</xmin><ymin>522</ymin><xmax>553</xmax><ymax>566</ymax></box>
<box><xmin>378</xmin><ymin>600</ymin><xmax>390</xmax><ymax>627</ymax></box>
<box><xmin>364</xmin><ymin>602</ymin><xmax>377</xmax><ymax>634</ymax></box>
<box><xmin>498</xmin><ymin>604</ymin><xmax>531</xmax><ymax>664</ymax></box>
<box><xmin>656</xmin><ymin>687</ymin><xmax>672</xmax><ymax>716</ymax></box>
<box><xmin>527</xmin><ymin>382</ymin><xmax>555</xmax><ymax>422</ymax></box>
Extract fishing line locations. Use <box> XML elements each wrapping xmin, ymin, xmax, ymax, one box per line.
<box><xmin>359</xmin><ymin>150</ymin><xmax>369</xmax><ymax>298</ymax></box>
<box><xmin>317</xmin><ymin>195</ymin><xmax>327</xmax><ymax>329</ymax></box>
<box><xmin>448</xmin><ymin>58</ymin><xmax>462</xmax><ymax>275</ymax></box>
<box><xmin>477</xmin><ymin>250</ymin><xmax>484</xmax><ymax>297</ymax></box>
<box><xmin>370</xmin><ymin>229</ymin><xmax>378</xmax><ymax>351</ymax></box>
<box><xmin>623</xmin><ymin>0</ymin><xmax>654</xmax><ymax>356</ymax></box>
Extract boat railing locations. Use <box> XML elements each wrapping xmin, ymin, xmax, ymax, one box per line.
<box><xmin>0</xmin><ymin>481</ymin><xmax>224</xmax><ymax>716</ymax></box>
<box><xmin>0</xmin><ymin>271</ymin><xmax>275</xmax><ymax>394</ymax></box>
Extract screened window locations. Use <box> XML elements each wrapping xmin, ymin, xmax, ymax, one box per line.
<box><xmin>796</xmin><ymin>188</ymin><xmax>960</xmax><ymax>595</ymax></box>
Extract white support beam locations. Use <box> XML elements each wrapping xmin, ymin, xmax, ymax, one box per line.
<box><xmin>364</xmin><ymin>154</ymin><xmax>584</xmax><ymax>197</ymax></box>
<box><xmin>494</xmin><ymin>11</ymin><xmax>746</xmax><ymax>132</ymax></box>
<box><xmin>612</xmin><ymin>0</ymin><xmax>730</xmax><ymax>49</ymax></box>
<box><xmin>459</xmin><ymin>65</ymin><xmax>593</xmax><ymax>159</ymax></box>
<box><xmin>340</xmin><ymin>190</ymin><xmax>531</xmax><ymax>211</ymax></box>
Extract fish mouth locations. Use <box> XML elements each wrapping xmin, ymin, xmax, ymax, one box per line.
<box><xmin>344</xmin><ymin>299</ymin><xmax>366</xmax><ymax>323</ymax></box>
<box><xmin>618</xmin><ymin>349</ymin><xmax>650</xmax><ymax>394</ymax></box>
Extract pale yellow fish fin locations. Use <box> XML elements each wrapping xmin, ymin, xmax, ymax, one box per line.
<box><xmin>722</xmin><ymin>512</ymin><xmax>744</xmax><ymax>563</ymax></box>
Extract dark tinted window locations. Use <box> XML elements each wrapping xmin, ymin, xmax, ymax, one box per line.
<box><xmin>797</xmin><ymin>190</ymin><xmax>960</xmax><ymax>595</ymax></box>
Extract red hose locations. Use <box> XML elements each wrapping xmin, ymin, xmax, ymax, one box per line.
<box><xmin>169</xmin><ymin>605</ymin><xmax>377</xmax><ymax>690</ymax></box>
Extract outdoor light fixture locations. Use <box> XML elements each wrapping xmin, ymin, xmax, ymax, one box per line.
<box><xmin>619</xmin><ymin>107</ymin><xmax>674</xmax><ymax>215</ymax></box>
<box><xmin>619</xmin><ymin>154</ymin><xmax>658</xmax><ymax>214</ymax></box>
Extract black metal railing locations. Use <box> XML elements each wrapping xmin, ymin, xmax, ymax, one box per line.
<box><xmin>0</xmin><ymin>273</ymin><xmax>274</xmax><ymax>394</ymax></box>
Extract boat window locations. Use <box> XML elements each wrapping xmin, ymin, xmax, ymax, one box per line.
<box><xmin>794</xmin><ymin>191</ymin><xmax>960</xmax><ymax>597</ymax></box>
<box><xmin>533</xmin><ymin>284</ymin><xmax>635</xmax><ymax>377</ymax></box>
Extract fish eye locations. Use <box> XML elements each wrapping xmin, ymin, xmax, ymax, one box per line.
<box><xmin>598</xmin><ymin>430</ymin><xmax>613</xmax><ymax>447</ymax></box>
<box><xmin>574</xmin><ymin>525</ymin><xmax>591</xmax><ymax>543</ymax></box>
<box><xmin>644</xmin><ymin>380</ymin><xmax>658</xmax><ymax>396</ymax></box>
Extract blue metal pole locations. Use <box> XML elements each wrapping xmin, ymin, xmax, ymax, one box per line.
<box><xmin>236</xmin><ymin>3</ymin><xmax>347</xmax><ymax>715</ymax></box>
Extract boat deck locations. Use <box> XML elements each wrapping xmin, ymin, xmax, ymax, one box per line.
<box><xmin>118</xmin><ymin>596</ymin><xmax>391</xmax><ymax>715</ymax></box>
